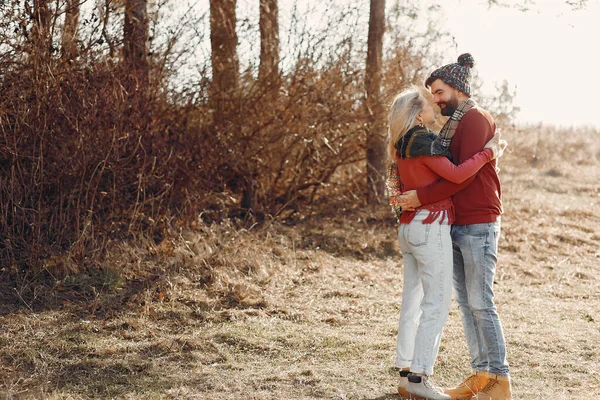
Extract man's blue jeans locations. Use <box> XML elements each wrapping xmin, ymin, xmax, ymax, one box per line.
<box><xmin>451</xmin><ymin>220</ymin><xmax>510</xmax><ymax>376</ymax></box>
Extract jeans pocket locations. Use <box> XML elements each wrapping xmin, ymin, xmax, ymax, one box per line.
<box><xmin>407</xmin><ymin>223</ymin><xmax>431</xmax><ymax>247</ymax></box>
<box><xmin>465</xmin><ymin>223</ymin><xmax>491</xmax><ymax>238</ymax></box>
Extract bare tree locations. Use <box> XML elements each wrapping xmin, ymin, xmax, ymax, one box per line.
<box><xmin>365</xmin><ymin>0</ymin><xmax>386</xmax><ymax>205</ymax></box>
<box><xmin>259</xmin><ymin>0</ymin><xmax>280</xmax><ymax>94</ymax></box>
<box><xmin>32</xmin><ymin>0</ymin><xmax>51</xmax><ymax>60</ymax></box>
<box><xmin>210</xmin><ymin>0</ymin><xmax>239</xmax><ymax>125</ymax></box>
<box><xmin>123</xmin><ymin>0</ymin><xmax>149</xmax><ymax>91</ymax></box>
<box><xmin>62</xmin><ymin>0</ymin><xmax>80</xmax><ymax>60</ymax></box>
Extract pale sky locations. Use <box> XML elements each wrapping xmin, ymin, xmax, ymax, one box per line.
<box><xmin>190</xmin><ymin>0</ymin><xmax>600</xmax><ymax>128</ymax></box>
<box><xmin>427</xmin><ymin>0</ymin><xmax>600</xmax><ymax>128</ymax></box>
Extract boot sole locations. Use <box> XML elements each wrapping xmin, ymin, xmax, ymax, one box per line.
<box><xmin>397</xmin><ymin>386</ymin><xmax>428</xmax><ymax>400</ymax></box>
<box><xmin>446</xmin><ymin>394</ymin><xmax>476</xmax><ymax>400</ymax></box>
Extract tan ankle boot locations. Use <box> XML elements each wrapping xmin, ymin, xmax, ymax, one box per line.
<box><xmin>444</xmin><ymin>371</ymin><xmax>489</xmax><ymax>400</ymax></box>
<box><xmin>475</xmin><ymin>374</ymin><xmax>512</xmax><ymax>400</ymax></box>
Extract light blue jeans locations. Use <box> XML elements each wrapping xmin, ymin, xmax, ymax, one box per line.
<box><xmin>451</xmin><ymin>220</ymin><xmax>510</xmax><ymax>376</ymax></box>
<box><xmin>395</xmin><ymin>210</ymin><xmax>453</xmax><ymax>376</ymax></box>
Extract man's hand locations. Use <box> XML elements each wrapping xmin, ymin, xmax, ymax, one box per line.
<box><xmin>398</xmin><ymin>190</ymin><xmax>421</xmax><ymax>211</ymax></box>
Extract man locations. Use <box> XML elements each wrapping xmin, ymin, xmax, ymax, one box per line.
<box><xmin>398</xmin><ymin>53</ymin><xmax>512</xmax><ymax>400</ymax></box>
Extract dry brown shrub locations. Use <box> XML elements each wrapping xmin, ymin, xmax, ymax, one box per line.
<box><xmin>0</xmin><ymin>58</ymin><xmax>198</xmax><ymax>272</ymax></box>
<box><xmin>0</xmin><ymin>0</ymin><xmax>517</xmax><ymax>283</ymax></box>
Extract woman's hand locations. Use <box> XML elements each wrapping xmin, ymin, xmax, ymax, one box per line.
<box><xmin>398</xmin><ymin>190</ymin><xmax>421</xmax><ymax>211</ymax></box>
<box><xmin>484</xmin><ymin>129</ymin><xmax>508</xmax><ymax>159</ymax></box>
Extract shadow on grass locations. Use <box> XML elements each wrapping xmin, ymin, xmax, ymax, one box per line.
<box><xmin>0</xmin><ymin>260</ymin><xmax>241</xmax><ymax>398</ymax></box>
<box><xmin>51</xmin><ymin>360</ymin><xmax>211</xmax><ymax>398</ymax></box>
<box><xmin>0</xmin><ymin>268</ymin><xmax>167</xmax><ymax>317</ymax></box>
<box><xmin>3</xmin><ymin>359</ymin><xmax>212</xmax><ymax>398</ymax></box>
<box><xmin>0</xmin><ymin>303</ymin><xmax>215</xmax><ymax>398</ymax></box>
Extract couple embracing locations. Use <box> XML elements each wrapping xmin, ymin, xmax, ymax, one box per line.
<box><xmin>386</xmin><ymin>54</ymin><xmax>512</xmax><ymax>400</ymax></box>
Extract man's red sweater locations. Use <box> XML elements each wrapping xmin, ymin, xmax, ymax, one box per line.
<box><xmin>415</xmin><ymin>107</ymin><xmax>502</xmax><ymax>226</ymax></box>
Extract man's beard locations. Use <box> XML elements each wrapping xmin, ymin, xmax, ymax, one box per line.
<box><xmin>438</xmin><ymin>93</ymin><xmax>460</xmax><ymax>116</ymax></box>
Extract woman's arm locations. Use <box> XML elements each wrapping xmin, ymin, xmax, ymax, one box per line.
<box><xmin>414</xmin><ymin>111</ymin><xmax>496</xmax><ymax>206</ymax></box>
<box><xmin>423</xmin><ymin>149</ymin><xmax>493</xmax><ymax>184</ymax></box>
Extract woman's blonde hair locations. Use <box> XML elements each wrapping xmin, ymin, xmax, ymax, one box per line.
<box><xmin>387</xmin><ymin>87</ymin><xmax>427</xmax><ymax>164</ymax></box>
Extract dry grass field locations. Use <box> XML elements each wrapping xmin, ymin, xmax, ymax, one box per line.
<box><xmin>0</xmin><ymin>126</ymin><xmax>599</xmax><ymax>399</ymax></box>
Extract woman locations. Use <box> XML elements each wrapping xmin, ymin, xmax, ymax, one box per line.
<box><xmin>386</xmin><ymin>88</ymin><xmax>505</xmax><ymax>400</ymax></box>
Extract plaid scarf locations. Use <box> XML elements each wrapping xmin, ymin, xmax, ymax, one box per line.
<box><xmin>439</xmin><ymin>98</ymin><xmax>478</xmax><ymax>148</ymax></box>
<box><xmin>396</xmin><ymin>126</ymin><xmax>451</xmax><ymax>159</ymax></box>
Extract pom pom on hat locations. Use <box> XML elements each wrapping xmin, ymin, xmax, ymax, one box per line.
<box><xmin>458</xmin><ymin>53</ymin><xmax>475</xmax><ymax>68</ymax></box>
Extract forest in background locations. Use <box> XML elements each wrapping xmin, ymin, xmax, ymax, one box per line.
<box><xmin>0</xmin><ymin>0</ymin><xmax>519</xmax><ymax>278</ymax></box>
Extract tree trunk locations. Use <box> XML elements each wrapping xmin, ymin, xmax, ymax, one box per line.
<box><xmin>32</xmin><ymin>0</ymin><xmax>51</xmax><ymax>61</ymax></box>
<box><xmin>123</xmin><ymin>0</ymin><xmax>149</xmax><ymax>91</ymax></box>
<box><xmin>259</xmin><ymin>0</ymin><xmax>279</xmax><ymax>94</ymax></box>
<box><xmin>365</xmin><ymin>0</ymin><xmax>386</xmax><ymax>205</ymax></box>
<box><xmin>210</xmin><ymin>0</ymin><xmax>239</xmax><ymax>126</ymax></box>
<box><xmin>61</xmin><ymin>0</ymin><xmax>80</xmax><ymax>60</ymax></box>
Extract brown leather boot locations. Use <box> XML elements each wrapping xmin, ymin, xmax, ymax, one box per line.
<box><xmin>444</xmin><ymin>371</ymin><xmax>489</xmax><ymax>400</ymax></box>
<box><xmin>474</xmin><ymin>374</ymin><xmax>512</xmax><ymax>400</ymax></box>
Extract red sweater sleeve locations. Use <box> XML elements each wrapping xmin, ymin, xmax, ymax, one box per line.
<box><xmin>416</xmin><ymin>110</ymin><xmax>495</xmax><ymax>205</ymax></box>
<box><xmin>423</xmin><ymin>149</ymin><xmax>492</xmax><ymax>184</ymax></box>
